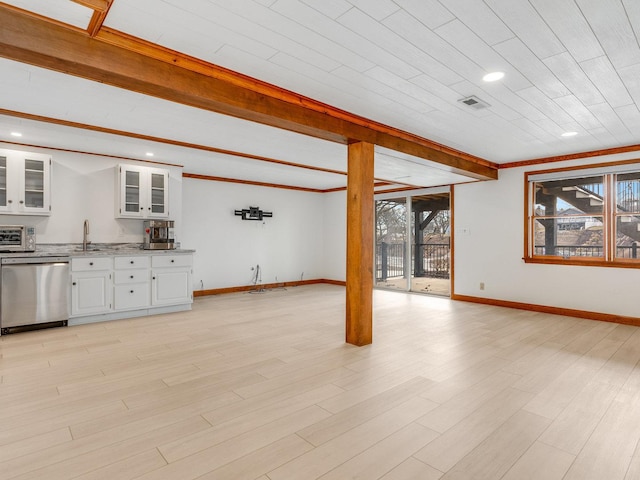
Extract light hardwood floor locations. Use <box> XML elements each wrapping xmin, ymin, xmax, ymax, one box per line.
<box><xmin>1</xmin><ymin>284</ymin><xmax>640</xmax><ymax>479</ymax></box>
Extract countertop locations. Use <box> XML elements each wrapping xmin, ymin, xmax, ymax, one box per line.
<box><xmin>0</xmin><ymin>243</ymin><xmax>195</xmax><ymax>259</ymax></box>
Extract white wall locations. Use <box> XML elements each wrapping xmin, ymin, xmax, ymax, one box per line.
<box><xmin>0</xmin><ymin>144</ymin><xmax>183</xmax><ymax>245</ymax></box>
<box><xmin>181</xmin><ymin>178</ymin><xmax>326</xmax><ymax>290</ymax></box>
<box><xmin>322</xmin><ymin>190</ymin><xmax>346</xmax><ymax>281</ymax></box>
<box><xmin>454</xmin><ymin>152</ymin><xmax>640</xmax><ymax>318</ymax></box>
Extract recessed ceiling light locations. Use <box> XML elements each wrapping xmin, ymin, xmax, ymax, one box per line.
<box><xmin>10</xmin><ymin>132</ymin><xmax>22</xmax><ymax>137</ymax></box>
<box><xmin>561</xmin><ymin>131</ymin><xmax>578</xmax><ymax>137</ymax></box>
<box><xmin>482</xmin><ymin>71</ymin><xmax>504</xmax><ymax>82</ymax></box>
<box><xmin>145</xmin><ymin>152</ymin><xmax>154</xmax><ymax>157</ymax></box>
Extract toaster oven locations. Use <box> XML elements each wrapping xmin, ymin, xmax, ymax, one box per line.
<box><xmin>0</xmin><ymin>225</ymin><xmax>36</xmax><ymax>252</ymax></box>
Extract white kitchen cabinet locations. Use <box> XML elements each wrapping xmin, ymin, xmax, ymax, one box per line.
<box><xmin>117</xmin><ymin>164</ymin><xmax>169</xmax><ymax>219</ymax></box>
<box><xmin>0</xmin><ymin>148</ymin><xmax>51</xmax><ymax>215</ymax></box>
<box><xmin>70</xmin><ymin>257</ymin><xmax>112</xmax><ymax>316</ymax></box>
<box><xmin>151</xmin><ymin>254</ymin><xmax>193</xmax><ymax>306</ymax></box>
<box><xmin>113</xmin><ymin>255</ymin><xmax>150</xmax><ymax>311</ymax></box>
<box><xmin>69</xmin><ymin>252</ymin><xmax>193</xmax><ymax>324</ymax></box>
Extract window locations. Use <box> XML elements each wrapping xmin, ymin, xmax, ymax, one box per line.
<box><xmin>525</xmin><ymin>161</ymin><xmax>640</xmax><ymax>267</ymax></box>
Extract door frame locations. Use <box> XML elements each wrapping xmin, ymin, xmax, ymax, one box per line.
<box><xmin>374</xmin><ymin>186</ymin><xmax>451</xmax><ymax>295</ymax></box>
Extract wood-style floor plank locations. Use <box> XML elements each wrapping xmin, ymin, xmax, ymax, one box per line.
<box><xmin>0</xmin><ymin>285</ymin><xmax>638</xmax><ymax>479</ymax></box>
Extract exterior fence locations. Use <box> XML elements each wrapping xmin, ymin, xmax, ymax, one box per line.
<box><xmin>534</xmin><ymin>244</ymin><xmax>639</xmax><ymax>258</ymax></box>
<box><xmin>376</xmin><ymin>242</ymin><xmax>450</xmax><ymax>281</ymax></box>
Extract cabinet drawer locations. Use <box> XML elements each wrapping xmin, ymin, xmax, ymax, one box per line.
<box><xmin>152</xmin><ymin>254</ymin><xmax>192</xmax><ymax>268</ymax></box>
<box><xmin>114</xmin><ymin>269</ymin><xmax>149</xmax><ymax>285</ymax></box>
<box><xmin>114</xmin><ymin>255</ymin><xmax>150</xmax><ymax>270</ymax></box>
<box><xmin>114</xmin><ymin>284</ymin><xmax>150</xmax><ymax>310</ymax></box>
<box><xmin>71</xmin><ymin>257</ymin><xmax>112</xmax><ymax>272</ymax></box>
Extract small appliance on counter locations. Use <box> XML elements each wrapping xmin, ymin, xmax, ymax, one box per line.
<box><xmin>143</xmin><ymin>220</ymin><xmax>175</xmax><ymax>250</ymax></box>
<box><xmin>0</xmin><ymin>225</ymin><xmax>36</xmax><ymax>252</ymax></box>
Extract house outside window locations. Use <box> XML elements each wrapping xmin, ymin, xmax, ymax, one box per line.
<box><xmin>525</xmin><ymin>161</ymin><xmax>640</xmax><ymax>267</ymax></box>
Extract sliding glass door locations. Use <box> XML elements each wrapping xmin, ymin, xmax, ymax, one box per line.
<box><xmin>375</xmin><ymin>197</ymin><xmax>408</xmax><ymax>291</ymax></box>
<box><xmin>375</xmin><ymin>190</ymin><xmax>451</xmax><ymax>297</ymax></box>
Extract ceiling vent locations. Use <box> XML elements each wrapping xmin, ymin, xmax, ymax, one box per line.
<box><xmin>458</xmin><ymin>95</ymin><xmax>491</xmax><ymax>110</ymax></box>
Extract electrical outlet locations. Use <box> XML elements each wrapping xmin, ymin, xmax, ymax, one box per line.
<box><xmin>480</xmin><ymin>282</ymin><xmax>485</xmax><ymax>290</ymax></box>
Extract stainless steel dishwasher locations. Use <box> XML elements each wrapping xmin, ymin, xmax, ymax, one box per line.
<box><xmin>1</xmin><ymin>256</ymin><xmax>70</xmax><ymax>334</ymax></box>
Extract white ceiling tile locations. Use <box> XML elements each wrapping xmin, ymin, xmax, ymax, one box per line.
<box><xmin>623</xmin><ymin>0</ymin><xmax>640</xmax><ymax>40</ymax></box>
<box><xmin>576</xmin><ymin>0</ymin><xmax>640</xmax><ymax>69</ymax></box>
<box><xmin>493</xmin><ymin>38</ymin><xmax>569</xmax><ymax>99</ymax></box>
<box><xmin>359</xmin><ymin>68</ymin><xmax>439</xmax><ymax>114</ymax></box>
<box><xmin>383</xmin><ymin>11</ymin><xmax>486</xmax><ymax>84</ymax></box>
<box><xmin>516</xmin><ymin>87</ymin><xmax>575</xmax><ymax>125</ymax></box>
<box><xmin>616</xmin><ymin>105</ymin><xmax>640</xmax><ymax>131</ymax></box>
<box><xmin>543</xmin><ymin>52</ymin><xmax>605</xmax><ymax>106</ymax></box>
<box><xmin>106</xmin><ymin>0</ymin><xmax>272</xmax><ymax>59</ymax></box>
<box><xmin>337</xmin><ymin>8</ymin><xmax>459</xmax><ymax>83</ymax></box>
<box><xmin>346</xmin><ymin>0</ymin><xmax>399</xmax><ymax>21</ymax></box>
<box><xmin>434</xmin><ymin>20</ymin><xmax>531</xmax><ymax>91</ymax></box>
<box><xmin>483</xmin><ymin>0</ymin><xmax>566</xmax><ymax>59</ymax></box>
<box><xmin>393</xmin><ymin>0</ymin><xmax>455</xmax><ymax>29</ymax></box>
<box><xmin>179</xmin><ymin>0</ymin><xmax>344</xmax><ymax>72</ymax></box>
<box><xmin>298</xmin><ymin>0</ymin><xmax>352</xmax><ymax>19</ymax></box>
<box><xmin>436</xmin><ymin>0</ymin><xmax>514</xmax><ymax>46</ymax></box>
<box><xmin>455</xmin><ymin>81</ymin><xmax>547</xmax><ymax>122</ymax></box>
<box><xmin>364</xmin><ymin>67</ymin><xmax>446</xmax><ymax>112</ymax></box>
<box><xmin>409</xmin><ymin>75</ymin><xmax>472</xmax><ymax>114</ymax></box>
<box><xmin>618</xmin><ymin>63</ymin><xmax>640</xmax><ymax>109</ymax></box>
<box><xmin>587</xmin><ymin>127</ymin><xmax>619</xmax><ymax>145</ymax></box>
<box><xmin>580</xmin><ymin>56</ymin><xmax>634</xmax><ymax>109</ymax></box>
<box><xmin>511</xmin><ymin>117</ymin><xmax>558</xmax><ymax>142</ymax></box>
<box><xmin>530</xmin><ymin>0</ymin><xmax>605</xmax><ymax>62</ymax></box>
<box><xmin>587</xmin><ymin>103</ymin><xmax>631</xmax><ymax>140</ymax></box>
<box><xmin>554</xmin><ymin>95</ymin><xmax>604</xmax><ymax>130</ymax></box>
<box><xmin>269</xmin><ymin>0</ymin><xmax>374</xmax><ymax>72</ymax></box>
<box><xmin>2</xmin><ymin>0</ymin><xmax>92</xmax><ymax>28</ymax></box>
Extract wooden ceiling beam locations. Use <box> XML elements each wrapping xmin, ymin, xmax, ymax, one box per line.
<box><xmin>0</xmin><ymin>6</ymin><xmax>498</xmax><ymax>180</ymax></box>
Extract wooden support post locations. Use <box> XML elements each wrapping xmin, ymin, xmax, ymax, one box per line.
<box><xmin>346</xmin><ymin>141</ymin><xmax>374</xmax><ymax>346</ymax></box>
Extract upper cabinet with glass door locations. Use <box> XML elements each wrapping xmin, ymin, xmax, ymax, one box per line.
<box><xmin>0</xmin><ymin>149</ymin><xmax>51</xmax><ymax>216</ymax></box>
<box><xmin>117</xmin><ymin>164</ymin><xmax>169</xmax><ymax>219</ymax></box>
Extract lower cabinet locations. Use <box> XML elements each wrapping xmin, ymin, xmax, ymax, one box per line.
<box><xmin>71</xmin><ymin>257</ymin><xmax>112</xmax><ymax>316</ymax></box>
<box><xmin>70</xmin><ymin>253</ymin><xmax>192</xmax><ymax>322</ymax></box>
<box><xmin>113</xmin><ymin>256</ymin><xmax>150</xmax><ymax>311</ymax></box>
<box><xmin>151</xmin><ymin>254</ymin><xmax>193</xmax><ymax>306</ymax></box>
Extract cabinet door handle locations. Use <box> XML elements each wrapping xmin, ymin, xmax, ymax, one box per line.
<box><xmin>72</xmin><ymin>282</ymin><xmax>76</xmax><ymax>286</ymax></box>
<box><xmin>7</xmin><ymin>200</ymin><xmax>12</xmax><ymax>204</ymax></box>
<box><xmin>171</xmin><ymin>259</ymin><xmax>175</xmax><ymax>263</ymax></box>
<box><xmin>19</xmin><ymin>200</ymin><xmax>24</xmax><ymax>204</ymax></box>
<box><xmin>152</xmin><ymin>276</ymin><xmax>156</xmax><ymax>280</ymax></box>
<box><xmin>130</xmin><ymin>290</ymin><xmax>134</xmax><ymax>294</ymax></box>
<box><xmin>130</xmin><ymin>275</ymin><xmax>134</xmax><ymax>279</ymax></box>
<box><xmin>130</xmin><ymin>260</ymin><xmax>134</xmax><ymax>264</ymax></box>
<box><xmin>89</xmin><ymin>262</ymin><xmax>94</xmax><ymax>266</ymax></box>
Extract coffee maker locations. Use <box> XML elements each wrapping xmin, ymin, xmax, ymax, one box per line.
<box><xmin>143</xmin><ymin>220</ymin><xmax>175</xmax><ymax>250</ymax></box>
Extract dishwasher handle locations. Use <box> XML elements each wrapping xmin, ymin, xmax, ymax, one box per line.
<box><xmin>1</xmin><ymin>256</ymin><xmax>69</xmax><ymax>265</ymax></box>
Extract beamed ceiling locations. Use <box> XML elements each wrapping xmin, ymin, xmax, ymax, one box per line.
<box><xmin>1</xmin><ymin>0</ymin><xmax>640</xmax><ymax>192</ymax></box>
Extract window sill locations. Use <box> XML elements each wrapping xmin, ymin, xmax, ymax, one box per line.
<box><xmin>524</xmin><ymin>256</ymin><xmax>640</xmax><ymax>269</ymax></box>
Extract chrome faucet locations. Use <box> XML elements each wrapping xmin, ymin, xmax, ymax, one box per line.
<box><xmin>83</xmin><ymin>219</ymin><xmax>90</xmax><ymax>251</ymax></box>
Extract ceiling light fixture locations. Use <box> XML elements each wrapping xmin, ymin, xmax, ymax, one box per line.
<box><xmin>561</xmin><ymin>131</ymin><xmax>578</xmax><ymax>137</ymax></box>
<box><xmin>482</xmin><ymin>71</ymin><xmax>504</xmax><ymax>82</ymax></box>
<box><xmin>145</xmin><ymin>152</ymin><xmax>154</xmax><ymax>157</ymax></box>
<box><xmin>10</xmin><ymin>132</ymin><xmax>22</xmax><ymax>137</ymax></box>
